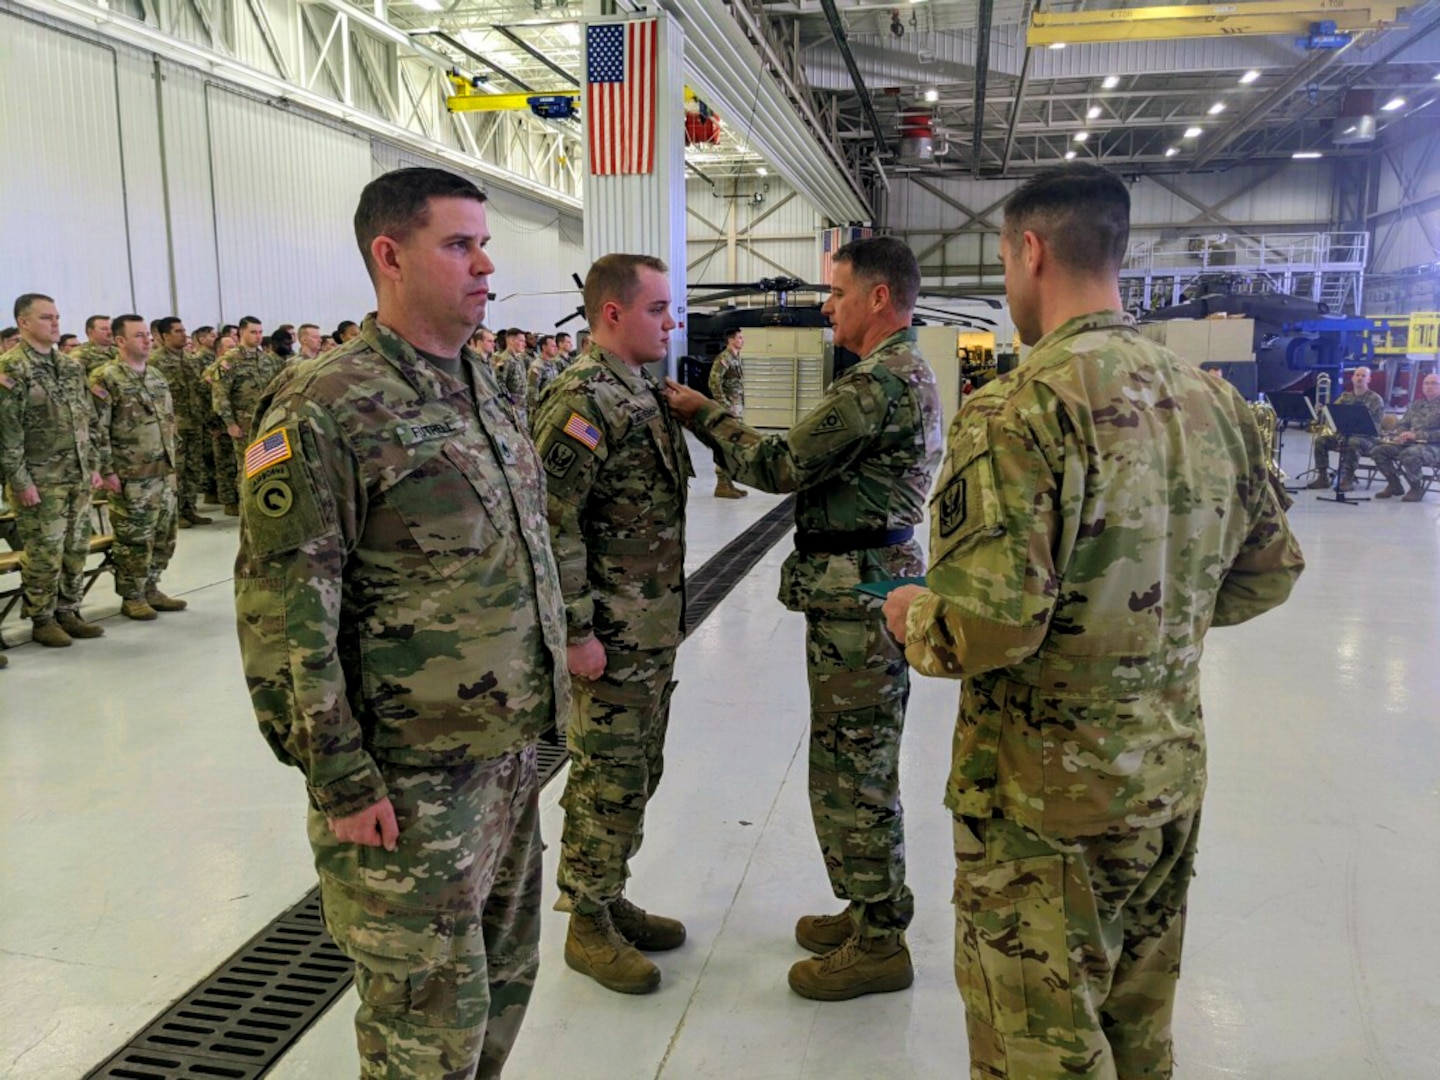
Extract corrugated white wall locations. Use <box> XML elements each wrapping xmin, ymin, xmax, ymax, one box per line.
<box><xmin>687</xmin><ymin>174</ymin><xmax>824</xmax><ymax>286</ymax></box>
<box><xmin>0</xmin><ymin>4</ymin><xmax>586</xmax><ymax>336</ymax></box>
<box><xmin>1370</xmin><ymin>126</ymin><xmax>1440</xmax><ymax>275</ymax></box>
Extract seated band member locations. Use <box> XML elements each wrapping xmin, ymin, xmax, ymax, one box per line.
<box><xmin>1369</xmin><ymin>372</ymin><xmax>1440</xmax><ymax>502</ymax></box>
<box><xmin>1307</xmin><ymin>366</ymin><xmax>1383</xmax><ymax>491</ymax></box>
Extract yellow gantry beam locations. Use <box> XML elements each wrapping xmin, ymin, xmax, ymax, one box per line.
<box><xmin>1027</xmin><ymin>1</ymin><xmax>1403</xmax><ymax>45</ymax></box>
<box><xmin>446</xmin><ymin>79</ymin><xmax>699</xmax><ymax>114</ymax></box>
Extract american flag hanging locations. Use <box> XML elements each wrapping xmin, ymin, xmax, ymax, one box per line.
<box><xmin>586</xmin><ymin>20</ymin><xmax>658</xmax><ymax>176</ymax></box>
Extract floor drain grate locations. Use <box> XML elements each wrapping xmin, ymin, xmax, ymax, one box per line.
<box><xmin>88</xmin><ymin>495</ymin><xmax>795</xmax><ymax>1078</ymax></box>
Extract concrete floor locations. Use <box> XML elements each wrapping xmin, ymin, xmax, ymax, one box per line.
<box><xmin>2</xmin><ymin>431</ymin><xmax>1438</xmax><ymax>1079</ymax></box>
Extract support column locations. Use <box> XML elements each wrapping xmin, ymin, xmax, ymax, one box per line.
<box><xmin>582</xmin><ymin>11</ymin><xmax>688</xmax><ymax>369</ymax></box>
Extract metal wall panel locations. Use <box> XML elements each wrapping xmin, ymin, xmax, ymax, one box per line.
<box><xmin>1370</xmin><ymin>126</ymin><xmax>1440</xmax><ymax>274</ymax></box>
<box><xmin>687</xmin><ymin>175</ymin><xmax>823</xmax><ymax>284</ymax></box>
<box><xmin>159</xmin><ymin>63</ymin><xmax>225</xmax><ymax>321</ymax></box>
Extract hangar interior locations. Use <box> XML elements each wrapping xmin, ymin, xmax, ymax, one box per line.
<box><xmin>2</xmin><ymin>0</ymin><xmax>1440</xmax><ymax>1077</ymax></box>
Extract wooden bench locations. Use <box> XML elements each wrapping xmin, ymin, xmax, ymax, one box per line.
<box><xmin>0</xmin><ymin>503</ymin><xmax>114</xmax><ymax>647</ymax></box>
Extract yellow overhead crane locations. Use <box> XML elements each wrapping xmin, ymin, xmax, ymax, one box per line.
<box><xmin>1026</xmin><ymin>1</ymin><xmax>1403</xmax><ymax>45</ymax></box>
<box><xmin>445</xmin><ymin>77</ymin><xmax>699</xmax><ymax>115</ymax></box>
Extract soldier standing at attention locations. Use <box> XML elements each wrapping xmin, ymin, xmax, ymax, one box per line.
<box><xmin>190</xmin><ymin>326</ymin><xmax>223</xmax><ymax>507</ymax></box>
<box><xmin>531</xmin><ymin>254</ymin><xmax>693</xmax><ymax>996</ymax></box>
<box><xmin>90</xmin><ymin>315</ymin><xmax>186</xmax><ymax>619</ymax></box>
<box><xmin>1370</xmin><ymin>371</ymin><xmax>1440</xmax><ymax>500</ymax></box>
<box><xmin>213</xmin><ymin>315</ymin><xmax>287</xmax><ymax>497</ymax></box>
<box><xmin>73</xmin><ymin>315</ymin><xmax>118</xmax><ymax>375</ymax></box>
<box><xmin>295</xmin><ymin>323</ymin><xmax>324</xmax><ymax>362</ymax></box>
<box><xmin>234</xmin><ymin>167</ymin><xmax>569</xmax><ymax>1079</ymax></box>
<box><xmin>706</xmin><ymin>327</ymin><xmax>747</xmax><ymax>499</ymax></box>
<box><xmin>1306</xmin><ymin>365</ymin><xmax>1384</xmax><ymax>492</ymax></box>
<box><xmin>493</xmin><ymin>328</ymin><xmax>529</xmax><ymax>422</ymax></box>
<box><xmin>555</xmin><ymin>331</ymin><xmax>576</xmax><ymax>369</ymax></box>
<box><xmin>665</xmin><ymin>236</ymin><xmax>943</xmax><ymax>1002</ymax></box>
<box><xmin>525</xmin><ymin>334</ymin><xmax>563</xmax><ymax>414</ymax></box>
<box><xmin>0</xmin><ymin>327</ymin><xmax>19</xmax><ymax>355</ymax></box>
<box><xmin>883</xmin><ymin>164</ymin><xmax>1305</xmax><ymax>1078</ymax></box>
<box><xmin>0</xmin><ymin>293</ymin><xmax>107</xmax><ymax>647</ymax></box>
<box><xmin>150</xmin><ymin>317</ymin><xmax>213</xmax><ymax>528</ymax></box>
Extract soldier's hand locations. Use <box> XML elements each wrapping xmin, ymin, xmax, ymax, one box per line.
<box><xmin>227</xmin><ymin>423</ymin><xmax>242</xmax><ymax>439</ymax></box>
<box><xmin>1397</xmin><ymin>431</ymin><xmax>1416</xmax><ymax>444</ymax></box>
<box><xmin>568</xmin><ymin>635</ymin><xmax>607</xmax><ymax>680</ymax></box>
<box><xmin>17</xmin><ymin>485</ymin><xmax>41</xmax><ymax>507</ymax></box>
<box><xmin>882</xmin><ymin>585</ymin><xmax>928</xmax><ymax>643</ymax></box>
<box><xmin>328</xmin><ymin>797</ymin><xmax>400</xmax><ymax>851</ymax></box>
<box><xmin>663</xmin><ymin>378</ymin><xmax>707</xmax><ymax>424</ymax></box>
<box><xmin>103</xmin><ymin>473</ymin><xmax>122</xmax><ymax>493</ymax></box>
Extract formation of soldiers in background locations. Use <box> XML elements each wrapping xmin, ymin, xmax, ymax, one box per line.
<box><xmin>0</xmin><ymin>301</ymin><xmax>593</xmax><ymax>669</ymax></box>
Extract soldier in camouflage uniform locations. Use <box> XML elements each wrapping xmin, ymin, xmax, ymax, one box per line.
<box><xmin>524</xmin><ymin>334</ymin><xmax>563</xmax><ymax>415</ymax></box>
<box><xmin>1370</xmin><ymin>371</ymin><xmax>1440</xmax><ymax>501</ymax></box>
<box><xmin>150</xmin><ymin>317</ymin><xmax>213</xmax><ymax>528</ymax></box>
<box><xmin>213</xmin><ymin>316</ymin><xmax>287</xmax><ymax>507</ymax></box>
<box><xmin>884</xmin><ymin>165</ymin><xmax>1305</xmax><ymax>1079</ymax></box>
<box><xmin>531</xmin><ymin>254</ymin><xmax>693</xmax><ymax>996</ymax></box>
<box><xmin>706</xmin><ymin>327</ymin><xmax>747</xmax><ymax>499</ymax></box>
<box><xmin>200</xmin><ymin>336</ymin><xmax>241</xmax><ymax>514</ymax></box>
<box><xmin>0</xmin><ymin>294</ymin><xmax>107</xmax><ymax>647</ymax></box>
<box><xmin>1306</xmin><ymin>366</ymin><xmax>1385</xmax><ymax>491</ymax></box>
<box><xmin>71</xmin><ymin>314</ymin><xmax>118</xmax><ymax>375</ymax></box>
<box><xmin>668</xmin><ymin>236</ymin><xmax>943</xmax><ymax>1002</ymax></box>
<box><xmin>493</xmin><ymin>329</ymin><xmax>529</xmax><ymax>426</ymax></box>
<box><xmin>90</xmin><ymin>316</ymin><xmax>187</xmax><ymax>619</ymax></box>
<box><xmin>235</xmin><ymin>169</ymin><xmax>568</xmax><ymax>1079</ymax></box>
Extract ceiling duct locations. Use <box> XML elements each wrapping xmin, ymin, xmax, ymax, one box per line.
<box><xmin>1333</xmin><ymin>89</ymin><xmax>1377</xmax><ymax>144</ymax></box>
<box><xmin>897</xmin><ymin>110</ymin><xmax>935</xmax><ymax>163</ymax></box>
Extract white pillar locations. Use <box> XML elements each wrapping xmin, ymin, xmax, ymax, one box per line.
<box><xmin>582</xmin><ymin>11</ymin><xmax>689</xmax><ymax>369</ymax></box>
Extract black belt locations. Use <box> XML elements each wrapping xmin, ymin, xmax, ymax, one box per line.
<box><xmin>793</xmin><ymin>526</ymin><xmax>914</xmax><ymax>555</ymax></box>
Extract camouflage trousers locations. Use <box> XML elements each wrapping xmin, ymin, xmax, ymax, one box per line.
<box><xmin>110</xmin><ymin>475</ymin><xmax>178</xmax><ymax>600</ymax></box>
<box><xmin>211</xmin><ymin>429</ymin><xmax>238</xmax><ymax>505</ymax></box>
<box><xmin>1370</xmin><ymin>440</ymin><xmax>1440</xmax><ymax>487</ymax></box>
<box><xmin>805</xmin><ymin>612</ymin><xmax>913</xmax><ymax>937</ymax></box>
<box><xmin>1312</xmin><ymin>432</ymin><xmax>1376</xmax><ymax>477</ymax></box>
<box><xmin>952</xmin><ymin>811</ymin><xmax>1201</xmax><ymax>1080</ymax></box>
<box><xmin>173</xmin><ymin>426</ymin><xmax>207</xmax><ymax>514</ymax></box>
<box><xmin>312</xmin><ymin>745</ymin><xmax>543</xmax><ymax>1080</ymax></box>
<box><xmin>9</xmin><ymin>481</ymin><xmax>92</xmax><ymax>619</ymax></box>
<box><xmin>557</xmin><ymin>646</ymin><xmax>677</xmax><ymax>912</ymax></box>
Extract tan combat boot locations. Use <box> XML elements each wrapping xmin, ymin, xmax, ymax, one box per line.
<box><xmin>1375</xmin><ymin>480</ymin><xmax>1406</xmax><ymax>499</ymax></box>
<box><xmin>713</xmin><ymin>478</ymin><xmax>746</xmax><ymax>499</ymax></box>
<box><xmin>610</xmin><ymin>898</ymin><xmax>686</xmax><ymax>952</ymax></box>
<box><xmin>146</xmin><ymin>589</ymin><xmax>189</xmax><ymax>612</ymax></box>
<box><xmin>31</xmin><ymin>617</ymin><xmax>73</xmax><ymax>648</ymax></box>
<box><xmin>795</xmin><ymin>910</ymin><xmax>855</xmax><ymax>954</ymax></box>
<box><xmin>1305</xmin><ymin>471</ymin><xmax>1332</xmax><ymax>490</ymax></box>
<box><xmin>0</xmin><ymin>652</ymin><xmax>9</xmax><ymax>668</ymax></box>
<box><xmin>223</xmin><ymin>503</ymin><xmax>240</xmax><ymax>517</ymax></box>
<box><xmin>1401</xmin><ymin>485</ymin><xmax>1427</xmax><ymax>502</ymax></box>
<box><xmin>182</xmin><ymin>508</ymin><xmax>213</xmax><ymax>526</ymax></box>
<box><xmin>788</xmin><ymin>932</ymin><xmax>914</xmax><ymax>1002</ymax></box>
<box><xmin>564</xmin><ymin>908</ymin><xmax>661</xmax><ymax>994</ymax></box>
<box><xmin>55</xmin><ymin>610</ymin><xmax>105</xmax><ymax>638</ymax></box>
<box><xmin>121</xmin><ymin>598</ymin><xmax>159</xmax><ymax>621</ymax></box>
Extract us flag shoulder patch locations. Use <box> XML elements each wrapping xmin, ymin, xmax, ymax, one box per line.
<box><xmin>562</xmin><ymin>411</ymin><xmax>602</xmax><ymax>452</ymax></box>
<box><xmin>245</xmin><ymin>428</ymin><xmax>293</xmax><ymax>477</ymax></box>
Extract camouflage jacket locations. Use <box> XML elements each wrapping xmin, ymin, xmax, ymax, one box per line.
<box><xmin>89</xmin><ymin>359</ymin><xmax>178</xmax><ymax>480</ymax></box>
<box><xmin>150</xmin><ymin>345</ymin><xmax>206</xmax><ymax>430</ymax></box>
<box><xmin>692</xmin><ymin>329</ymin><xmax>943</xmax><ymax>618</ymax></box>
<box><xmin>212</xmin><ymin>346</ymin><xmax>288</xmax><ymax>436</ymax></box>
<box><xmin>494</xmin><ymin>350</ymin><xmax>529</xmax><ymax>415</ymax></box>
<box><xmin>1395</xmin><ymin>396</ymin><xmax>1440</xmax><ymax>441</ymax></box>
<box><xmin>1333</xmin><ymin>389</ymin><xmax>1385</xmax><ymax>433</ymax></box>
<box><xmin>72</xmin><ymin>343</ymin><xmax>119</xmax><ymax>375</ymax></box>
<box><xmin>0</xmin><ymin>342</ymin><xmax>100</xmax><ymax>490</ymax></box>
<box><xmin>904</xmin><ymin>311</ymin><xmax>1305</xmax><ymax>837</ymax></box>
<box><xmin>233</xmin><ymin>315</ymin><xmax>571</xmax><ymax>818</ymax></box>
<box><xmin>526</xmin><ymin>354</ymin><xmax>563</xmax><ymax>415</ymax></box>
<box><xmin>708</xmin><ymin>349</ymin><xmax>745</xmax><ymax>415</ymax></box>
<box><xmin>530</xmin><ymin>343</ymin><xmax>693</xmax><ymax>650</ymax></box>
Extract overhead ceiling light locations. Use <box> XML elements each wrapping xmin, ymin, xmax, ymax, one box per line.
<box><xmin>412</xmin><ymin>0</ymin><xmax>441</xmax><ymax>9</ymax></box>
<box><xmin>1184</xmin><ymin>126</ymin><xmax>1203</xmax><ymax>138</ymax></box>
<box><xmin>1065</xmin><ymin>150</ymin><xmax>1078</xmax><ymax>159</ymax></box>
<box><xmin>1074</xmin><ymin>131</ymin><xmax>1089</xmax><ymax>141</ymax></box>
<box><xmin>1434</xmin><ymin>71</ymin><xmax>1440</xmax><ymax>80</ymax></box>
<box><xmin>1049</xmin><ymin>42</ymin><xmax>1066</xmax><ymax>50</ymax></box>
<box><xmin>1087</xmin><ymin>105</ymin><xmax>1102</xmax><ymax>119</ymax></box>
<box><xmin>924</xmin><ymin>88</ymin><xmax>939</xmax><ymax>103</ymax></box>
<box><xmin>1165</xmin><ymin>147</ymin><xmax>1179</xmax><ymax>157</ymax></box>
<box><xmin>1240</xmin><ymin>70</ymin><xmax>1260</xmax><ymax>84</ymax></box>
<box><xmin>1208</xmin><ymin>102</ymin><xmax>1226</xmax><ymax>115</ymax></box>
<box><xmin>1293</xmin><ymin>151</ymin><xmax>1323</xmax><ymax>159</ymax></box>
<box><xmin>756</xmin><ymin>166</ymin><xmax>768</xmax><ymax>175</ymax></box>
<box><xmin>1102</xmin><ymin>75</ymin><xmax>1120</xmax><ymax>90</ymax></box>
<box><xmin>1381</xmin><ymin>96</ymin><xmax>1406</xmax><ymax>111</ymax></box>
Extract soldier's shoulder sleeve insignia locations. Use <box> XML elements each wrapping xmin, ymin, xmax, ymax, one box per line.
<box><xmin>544</xmin><ymin>440</ymin><xmax>579</xmax><ymax>479</ymax></box>
<box><xmin>813</xmin><ymin>405</ymin><xmax>850</xmax><ymax>435</ymax></box>
<box><xmin>245</xmin><ymin>428</ymin><xmax>293</xmax><ymax>477</ymax></box>
<box><xmin>937</xmin><ymin>475</ymin><xmax>967</xmax><ymax>538</ymax></box>
<box><xmin>562</xmin><ymin>410</ymin><xmax>603</xmax><ymax>451</ymax></box>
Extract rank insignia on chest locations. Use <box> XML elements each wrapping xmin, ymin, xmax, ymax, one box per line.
<box><xmin>545</xmin><ymin>441</ymin><xmax>578</xmax><ymax>478</ymax></box>
<box><xmin>814</xmin><ymin>406</ymin><xmax>848</xmax><ymax>435</ymax></box>
<box><xmin>563</xmin><ymin>411</ymin><xmax>602</xmax><ymax>451</ymax></box>
<box><xmin>245</xmin><ymin>428</ymin><xmax>293</xmax><ymax>477</ymax></box>
<box><xmin>937</xmin><ymin>476</ymin><xmax>967</xmax><ymax>537</ymax></box>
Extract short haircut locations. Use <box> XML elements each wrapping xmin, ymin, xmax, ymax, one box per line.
<box><xmin>583</xmin><ymin>254</ymin><xmax>667</xmax><ymax>326</ymax></box>
<box><xmin>538</xmin><ymin>334</ymin><xmax>555</xmax><ymax>349</ymax></box>
<box><xmin>1001</xmin><ymin>163</ymin><xmax>1131</xmax><ymax>274</ymax></box>
<box><xmin>238</xmin><ymin>316</ymin><xmax>262</xmax><ymax>331</ymax></box>
<box><xmin>194</xmin><ymin>325</ymin><xmax>215</xmax><ymax>338</ymax></box>
<box><xmin>59</xmin><ymin>333</ymin><xmax>77</xmax><ymax>346</ymax></box>
<box><xmin>156</xmin><ymin>316</ymin><xmax>183</xmax><ymax>337</ymax></box>
<box><xmin>220</xmin><ymin>324</ymin><xmax>238</xmax><ymax>337</ymax></box>
<box><xmin>1350</xmin><ymin>366</ymin><xmax>1371</xmax><ymax>377</ymax></box>
<box><xmin>557</xmin><ymin>331</ymin><xmax>572</xmax><ymax>342</ymax></box>
<box><xmin>1</xmin><ymin>326</ymin><xmax>18</xmax><ymax>341</ymax></box>
<box><xmin>335</xmin><ymin>320</ymin><xmax>357</xmax><ymax>337</ymax></box>
<box><xmin>725</xmin><ymin>327</ymin><xmax>743</xmax><ymax>343</ymax></box>
<box><xmin>354</xmin><ymin>167</ymin><xmax>487</xmax><ymax>283</ymax></box>
<box><xmin>112</xmin><ymin>314</ymin><xmax>147</xmax><ymax>338</ymax></box>
<box><xmin>833</xmin><ymin>236</ymin><xmax>920</xmax><ymax>312</ymax></box>
<box><xmin>299</xmin><ymin>323</ymin><xmax>319</xmax><ymax>334</ymax></box>
<box><xmin>85</xmin><ymin>314</ymin><xmax>109</xmax><ymax>333</ymax></box>
<box><xmin>14</xmin><ymin>293</ymin><xmax>54</xmax><ymax>321</ymax></box>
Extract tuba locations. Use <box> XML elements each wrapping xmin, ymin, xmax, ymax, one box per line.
<box><xmin>1252</xmin><ymin>394</ymin><xmax>1293</xmax><ymax>509</ymax></box>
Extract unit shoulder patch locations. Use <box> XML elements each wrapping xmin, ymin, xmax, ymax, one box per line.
<box><xmin>544</xmin><ymin>441</ymin><xmax>578</xmax><ymax>479</ymax></box>
<box><xmin>813</xmin><ymin>406</ymin><xmax>850</xmax><ymax>436</ymax></box>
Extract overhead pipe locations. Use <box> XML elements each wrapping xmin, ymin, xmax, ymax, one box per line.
<box><xmin>490</xmin><ymin>25</ymin><xmax>580</xmax><ymax>88</ymax></box>
<box><xmin>972</xmin><ymin>0</ymin><xmax>994</xmax><ymax>177</ymax></box>
<box><xmin>817</xmin><ymin>0</ymin><xmax>887</xmax><ymax>156</ymax></box>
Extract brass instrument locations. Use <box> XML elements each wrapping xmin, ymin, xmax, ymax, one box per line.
<box><xmin>1309</xmin><ymin>372</ymin><xmax>1334</xmax><ymax>436</ymax></box>
<box><xmin>1251</xmin><ymin>395</ymin><xmax>1293</xmax><ymax>509</ymax></box>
